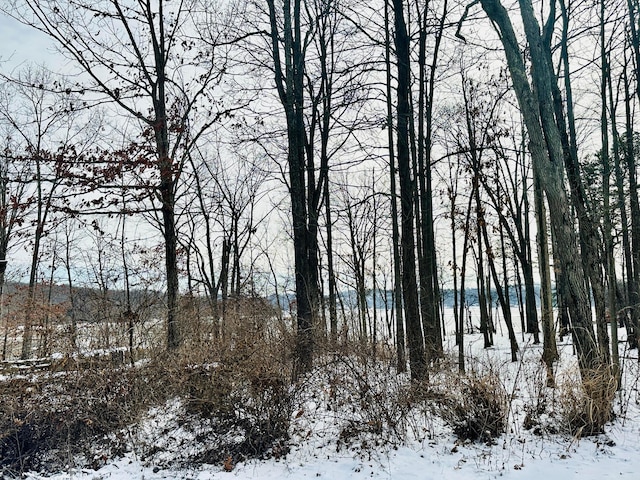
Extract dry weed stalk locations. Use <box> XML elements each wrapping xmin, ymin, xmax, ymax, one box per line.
<box><xmin>556</xmin><ymin>365</ymin><xmax>616</xmax><ymax>436</ymax></box>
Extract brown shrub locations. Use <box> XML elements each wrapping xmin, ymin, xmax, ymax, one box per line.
<box><xmin>433</xmin><ymin>370</ymin><xmax>508</xmax><ymax>443</ymax></box>
<box><xmin>0</xmin><ymin>364</ymin><xmax>165</xmax><ymax>475</ymax></box>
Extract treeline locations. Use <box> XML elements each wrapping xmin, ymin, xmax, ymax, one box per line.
<box><xmin>0</xmin><ymin>0</ymin><xmax>638</xmax><ymax>391</ymax></box>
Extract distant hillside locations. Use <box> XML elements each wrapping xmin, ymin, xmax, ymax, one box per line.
<box><xmin>3</xmin><ymin>281</ymin><xmax>542</xmax><ymax>323</ymax></box>
<box><xmin>2</xmin><ymin>281</ymin><xmax>164</xmax><ymax>323</ymax></box>
<box><xmin>268</xmin><ymin>286</ymin><xmax>542</xmax><ymax>311</ymax></box>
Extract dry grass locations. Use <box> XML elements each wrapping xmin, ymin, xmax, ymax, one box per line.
<box><xmin>0</xmin><ymin>364</ymin><xmax>163</xmax><ymax>475</ymax></box>
<box><xmin>519</xmin><ymin>362</ymin><xmax>618</xmax><ymax>438</ymax></box>
<box><xmin>555</xmin><ymin>365</ymin><xmax>617</xmax><ymax>436</ymax></box>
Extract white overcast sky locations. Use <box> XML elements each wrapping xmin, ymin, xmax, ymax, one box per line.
<box><xmin>0</xmin><ymin>13</ymin><xmax>60</xmax><ymax>72</ymax></box>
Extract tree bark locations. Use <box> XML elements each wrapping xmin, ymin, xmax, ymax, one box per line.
<box><xmin>480</xmin><ymin>0</ymin><xmax>601</xmax><ymax>375</ymax></box>
<box><xmin>385</xmin><ymin>0</ymin><xmax>406</xmax><ymax>372</ymax></box>
<box><xmin>393</xmin><ymin>0</ymin><xmax>426</xmax><ymax>381</ymax></box>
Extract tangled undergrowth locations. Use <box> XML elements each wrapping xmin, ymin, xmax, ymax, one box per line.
<box><xmin>1</xmin><ymin>336</ymin><xmax>635</xmax><ymax>478</ymax></box>
<box><xmin>0</xmin><ymin>334</ymin><xmax>295</xmax><ymax>476</ymax></box>
<box><xmin>430</xmin><ymin>368</ymin><xmax>508</xmax><ymax>443</ymax></box>
<box><xmin>0</xmin><ymin>364</ymin><xmax>161</xmax><ymax>475</ymax></box>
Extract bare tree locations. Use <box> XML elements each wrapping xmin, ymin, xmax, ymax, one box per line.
<box><xmin>0</xmin><ymin>68</ymin><xmax>85</xmax><ymax>359</ymax></box>
<box><xmin>181</xmin><ymin>144</ymin><xmax>267</xmax><ymax>338</ymax></box>
<box><xmin>0</xmin><ymin>125</ymin><xmax>30</xmax><ymax>360</ymax></box>
<box><xmin>414</xmin><ymin>0</ymin><xmax>448</xmax><ymax>362</ymax></box>
<box><xmin>383</xmin><ymin>0</ymin><xmax>406</xmax><ymax>372</ymax></box>
<box><xmin>392</xmin><ymin>0</ymin><xmax>427</xmax><ymax>381</ymax></box>
<box><xmin>264</xmin><ymin>0</ymin><xmax>318</xmax><ymax>373</ymax></box>
<box><xmin>477</xmin><ymin>0</ymin><xmax>601</xmax><ymax>377</ymax></box>
<box><xmin>5</xmin><ymin>0</ymin><xmax>233</xmax><ymax>350</ymax></box>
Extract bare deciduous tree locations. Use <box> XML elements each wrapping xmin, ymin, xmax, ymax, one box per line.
<box><xmin>4</xmin><ymin>0</ymin><xmax>233</xmax><ymax>350</ymax></box>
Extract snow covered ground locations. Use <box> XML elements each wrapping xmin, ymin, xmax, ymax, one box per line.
<box><xmin>33</xmin><ymin>433</ymin><xmax>637</xmax><ymax>480</ymax></box>
<box><xmin>94</xmin><ymin>434</ymin><xmax>640</xmax><ymax>480</ymax></box>
<box><xmin>6</xmin><ymin>306</ymin><xmax>640</xmax><ymax>480</ymax></box>
<box><xmin>15</xmin><ymin>320</ymin><xmax>638</xmax><ymax>480</ymax></box>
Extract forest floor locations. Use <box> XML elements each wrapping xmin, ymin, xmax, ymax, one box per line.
<box><xmin>1</xmin><ymin>318</ymin><xmax>639</xmax><ymax>480</ymax></box>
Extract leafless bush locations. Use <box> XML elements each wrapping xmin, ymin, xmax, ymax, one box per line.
<box><xmin>0</xmin><ymin>310</ymin><xmax>296</xmax><ymax>475</ymax></box>
<box><xmin>0</xmin><ymin>364</ymin><xmax>165</xmax><ymax>476</ymax></box>
<box><xmin>333</xmin><ymin>356</ymin><xmax>409</xmax><ymax>448</ymax></box>
<box><xmin>133</xmin><ymin>318</ymin><xmax>296</xmax><ymax>467</ymax></box>
<box><xmin>432</xmin><ymin>369</ymin><xmax>508</xmax><ymax>443</ymax></box>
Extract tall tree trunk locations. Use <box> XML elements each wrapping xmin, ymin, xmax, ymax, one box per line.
<box><xmin>623</xmin><ymin>63</ymin><xmax>640</xmax><ymax>351</ymax></box>
<box><xmin>315</xmin><ymin>0</ymin><xmax>337</xmax><ymax>345</ymax></box>
<box><xmin>555</xmin><ymin>0</ymin><xmax>609</xmax><ymax>362</ymax></box>
<box><xmin>535</xmin><ymin>175</ymin><xmax>558</xmax><ymax>385</ymax></box>
<box><xmin>599</xmin><ymin>0</ymin><xmax>619</xmax><ymax>378</ymax></box>
<box><xmin>416</xmin><ymin>0</ymin><xmax>446</xmax><ymax>362</ymax></box>
<box><xmin>480</xmin><ymin>0</ymin><xmax>601</xmax><ymax>376</ymax></box>
<box><xmin>148</xmin><ymin>2</ymin><xmax>181</xmax><ymax>351</ymax></box>
<box><xmin>267</xmin><ymin>0</ymin><xmax>315</xmax><ymax>374</ymax></box>
<box><xmin>385</xmin><ymin>0</ymin><xmax>406</xmax><ymax>372</ymax></box>
<box><xmin>612</xmin><ymin>52</ymin><xmax>636</xmax><ymax>348</ymax></box>
<box><xmin>626</xmin><ymin>5</ymin><xmax>640</xmax><ymax>350</ymax></box>
<box><xmin>608</xmin><ymin>48</ymin><xmax>629</xmax><ymax>368</ymax></box>
<box><xmin>393</xmin><ymin>0</ymin><xmax>426</xmax><ymax>381</ymax></box>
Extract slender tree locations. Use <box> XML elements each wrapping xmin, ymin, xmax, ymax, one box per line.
<box><xmin>534</xmin><ymin>175</ymin><xmax>558</xmax><ymax>384</ymax></box>
<box><xmin>392</xmin><ymin>0</ymin><xmax>426</xmax><ymax>381</ymax></box>
<box><xmin>5</xmin><ymin>0</ymin><xmax>232</xmax><ymax>350</ymax></box>
<box><xmin>0</xmin><ymin>132</ymin><xmax>29</xmax><ymax>360</ymax></box>
<box><xmin>622</xmin><ymin>49</ymin><xmax>640</xmax><ymax>351</ymax></box>
<box><xmin>0</xmin><ymin>68</ymin><xmax>80</xmax><ymax>359</ymax></box>
<box><xmin>415</xmin><ymin>0</ymin><xmax>448</xmax><ymax>361</ymax></box>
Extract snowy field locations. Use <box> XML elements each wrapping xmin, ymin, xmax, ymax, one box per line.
<box><xmin>6</xmin><ymin>308</ymin><xmax>640</xmax><ymax>480</ymax></box>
